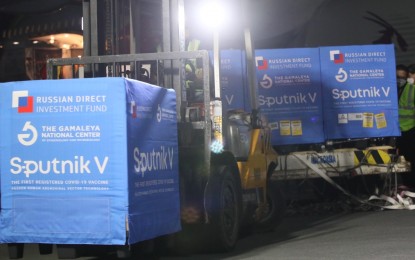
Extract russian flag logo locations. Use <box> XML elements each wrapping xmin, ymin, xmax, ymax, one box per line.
<box><xmin>255</xmin><ymin>56</ymin><xmax>269</xmax><ymax>70</ymax></box>
<box><xmin>330</xmin><ymin>50</ymin><xmax>344</xmax><ymax>64</ymax></box>
<box><xmin>12</xmin><ymin>91</ymin><xmax>34</xmax><ymax>113</ymax></box>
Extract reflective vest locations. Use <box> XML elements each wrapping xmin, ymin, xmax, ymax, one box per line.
<box><xmin>186</xmin><ymin>39</ymin><xmax>201</xmax><ymax>73</ymax></box>
<box><xmin>399</xmin><ymin>83</ymin><xmax>415</xmax><ymax>131</ymax></box>
<box><xmin>185</xmin><ymin>39</ymin><xmax>202</xmax><ymax>89</ymax></box>
<box><xmin>187</xmin><ymin>39</ymin><xmax>201</xmax><ymax>52</ymax></box>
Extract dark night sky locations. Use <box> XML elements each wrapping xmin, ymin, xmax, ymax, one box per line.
<box><xmin>1</xmin><ymin>0</ymin><xmax>415</xmax><ymax>63</ymax></box>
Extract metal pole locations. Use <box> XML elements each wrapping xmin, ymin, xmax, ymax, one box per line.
<box><xmin>175</xmin><ymin>0</ymin><xmax>187</xmax><ymax>121</ymax></box>
<box><xmin>242</xmin><ymin>0</ymin><xmax>260</xmax><ymax>127</ymax></box>
<box><xmin>82</xmin><ymin>0</ymin><xmax>91</xmax><ymax>57</ymax></box>
<box><xmin>129</xmin><ymin>0</ymin><xmax>136</xmax><ymax>54</ymax></box>
<box><xmin>213</xmin><ymin>30</ymin><xmax>221</xmax><ymax>99</ymax></box>
<box><xmin>161</xmin><ymin>0</ymin><xmax>174</xmax><ymax>92</ymax></box>
<box><xmin>162</xmin><ymin>0</ymin><xmax>171</xmax><ymax>53</ymax></box>
<box><xmin>211</xmin><ymin>5</ymin><xmax>224</xmax><ymax>152</ymax></box>
<box><xmin>90</xmin><ymin>0</ymin><xmax>99</xmax><ymax>56</ymax></box>
<box><xmin>244</xmin><ymin>27</ymin><xmax>259</xmax><ymax>111</ymax></box>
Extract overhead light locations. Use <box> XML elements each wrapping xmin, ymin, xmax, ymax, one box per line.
<box><xmin>13</xmin><ymin>41</ymin><xmax>19</xmax><ymax>45</ymax></box>
<box><xmin>32</xmin><ymin>40</ymin><xmax>39</xmax><ymax>44</ymax></box>
<box><xmin>198</xmin><ymin>1</ymin><xmax>230</xmax><ymax>30</ymax></box>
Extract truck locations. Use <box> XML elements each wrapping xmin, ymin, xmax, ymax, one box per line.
<box><xmin>0</xmin><ymin>0</ymin><xmax>410</xmax><ymax>259</ymax></box>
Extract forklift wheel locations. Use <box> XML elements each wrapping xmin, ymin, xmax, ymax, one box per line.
<box><xmin>206</xmin><ymin>165</ymin><xmax>242</xmax><ymax>252</ymax></box>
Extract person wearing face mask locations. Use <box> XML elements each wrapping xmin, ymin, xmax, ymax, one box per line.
<box><xmin>397</xmin><ymin>64</ymin><xmax>415</xmax><ymax>187</ymax></box>
<box><xmin>396</xmin><ymin>64</ymin><xmax>408</xmax><ymax>99</ymax></box>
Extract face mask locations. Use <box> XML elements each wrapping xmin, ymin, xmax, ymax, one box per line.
<box><xmin>398</xmin><ymin>78</ymin><xmax>407</xmax><ymax>87</ymax></box>
<box><xmin>407</xmin><ymin>78</ymin><xmax>415</xmax><ymax>84</ymax></box>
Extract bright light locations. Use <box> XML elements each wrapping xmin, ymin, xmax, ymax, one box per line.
<box><xmin>210</xmin><ymin>139</ymin><xmax>224</xmax><ymax>154</ymax></box>
<box><xmin>199</xmin><ymin>1</ymin><xmax>230</xmax><ymax>30</ymax></box>
<box><xmin>32</xmin><ymin>40</ymin><xmax>39</xmax><ymax>44</ymax></box>
<box><xmin>12</xmin><ymin>41</ymin><xmax>19</xmax><ymax>45</ymax></box>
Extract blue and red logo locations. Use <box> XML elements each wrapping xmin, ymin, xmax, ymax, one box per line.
<box><xmin>255</xmin><ymin>56</ymin><xmax>269</xmax><ymax>70</ymax></box>
<box><xmin>130</xmin><ymin>100</ymin><xmax>137</xmax><ymax>118</ymax></box>
<box><xmin>12</xmin><ymin>91</ymin><xmax>34</xmax><ymax>113</ymax></box>
<box><xmin>330</xmin><ymin>50</ymin><xmax>344</xmax><ymax>64</ymax></box>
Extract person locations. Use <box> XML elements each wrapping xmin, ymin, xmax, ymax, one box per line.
<box><xmin>185</xmin><ymin>25</ymin><xmax>202</xmax><ymax>81</ymax></box>
<box><xmin>397</xmin><ymin>63</ymin><xmax>415</xmax><ymax>187</ymax></box>
<box><xmin>185</xmin><ymin>25</ymin><xmax>204</xmax><ymax>102</ymax></box>
<box><xmin>396</xmin><ymin>64</ymin><xmax>408</xmax><ymax>99</ymax></box>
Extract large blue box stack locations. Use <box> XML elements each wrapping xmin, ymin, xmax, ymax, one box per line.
<box><xmin>0</xmin><ymin>77</ymin><xmax>180</xmax><ymax>245</ymax></box>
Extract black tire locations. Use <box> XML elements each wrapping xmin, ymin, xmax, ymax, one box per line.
<box><xmin>206</xmin><ymin>165</ymin><xmax>242</xmax><ymax>252</ymax></box>
<box><xmin>254</xmin><ymin>181</ymin><xmax>286</xmax><ymax>232</ymax></box>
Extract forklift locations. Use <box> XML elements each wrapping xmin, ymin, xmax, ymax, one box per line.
<box><xmin>45</xmin><ymin>0</ymin><xmax>284</xmax><ymax>256</ymax></box>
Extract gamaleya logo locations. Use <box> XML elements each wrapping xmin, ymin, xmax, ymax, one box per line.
<box><xmin>18</xmin><ymin>121</ymin><xmax>38</xmax><ymax>146</ymax></box>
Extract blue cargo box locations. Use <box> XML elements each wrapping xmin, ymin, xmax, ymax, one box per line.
<box><xmin>0</xmin><ymin>78</ymin><xmax>180</xmax><ymax>245</ymax></box>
